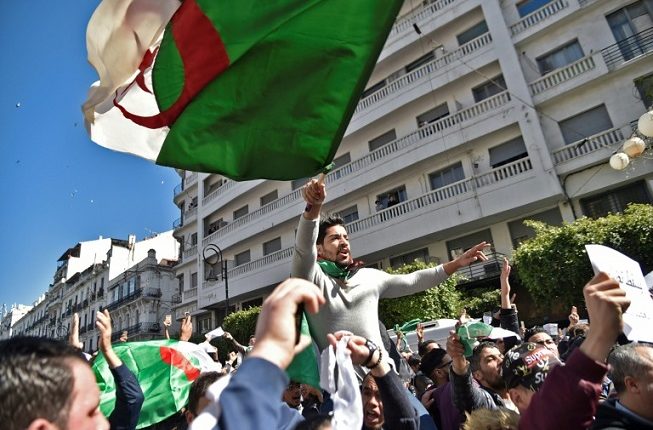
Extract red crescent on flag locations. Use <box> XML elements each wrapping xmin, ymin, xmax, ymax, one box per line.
<box><xmin>114</xmin><ymin>0</ymin><xmax>230</xmax><ymax>129</ymax></box>
<box><xmin>159</xmin><ymin>346</ymin><xmax>201</xmax><ymax>381</ymax></box>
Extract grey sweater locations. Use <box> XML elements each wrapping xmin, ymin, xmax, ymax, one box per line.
<box><xmin>291</xmin><ymin>215</ymin><xmax>450</xmax><ymax>362</ymax></box>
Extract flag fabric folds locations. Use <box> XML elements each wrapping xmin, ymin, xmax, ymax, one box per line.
<box><xmin>85</xmin><ymin>0</ymin><xmax>403</xmax><ymax>180</ymax></box>
<box><xmin>93</xmin><ymin>340</ymin><xmax>220</xmax><ymax>429</ymax></box>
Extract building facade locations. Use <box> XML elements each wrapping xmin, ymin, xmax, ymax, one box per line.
<box><xmin>0</xmin><ymin>304</ymin><xmax>33</xmax><ymax>340</ymax></box>
<box><xmin>10</xmin><ymin>232</ymin><xmax>180</xmax><ymax>353</ymax></box>
<box><xmin>172</xmin><ymin>0</ymin><xmax>653</xmax><ymax>333</ymax></box>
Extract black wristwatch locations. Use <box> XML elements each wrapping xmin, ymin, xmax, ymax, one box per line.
<box><xmin>363</xmin><ymin>339</ymin><xmax>378</xmax><ymax>367</ymax></box>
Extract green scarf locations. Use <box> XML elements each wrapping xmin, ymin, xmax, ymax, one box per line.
<box><xmin>318</xmin><ymin>260</ymin><xmax>353</xmax><ymax>280</ymax></box>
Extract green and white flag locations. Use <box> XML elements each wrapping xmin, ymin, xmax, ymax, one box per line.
<box><xmin>84</xmin><ymin>0</ymin><xmax>403</xmax><ymax>180</ymax></box>
<box><xmin>93</xmin><ymin>340</ymin><xmax>220</xmax><ymax>429</ymax></box>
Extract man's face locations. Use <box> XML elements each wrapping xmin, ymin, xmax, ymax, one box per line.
<box><xmin>362</xmin><ymin>376</ymin><xmax>383</xmax><ymax>430</ymax></box>
<box><xmin>317</xmin><ymin>225</ymin><xmax>352</xmax><ymax>266</ymax></box>
<box><xmin>65</xmin><ymin>360</ymin><xmax>109</xmax><ymax>430</ymax></box>
<box><xmin>631</xmin><ymin>346</ymin><xmax>653</xmax><ymax>413</ymax></box>
<box><xmin>283</xmin><ymin>382</ymin><xmax>302</xmax><ymax>409</ymax></box>
<box><xmin>474</xmin><ymin>347</ymin><xmax>505</xmax><ymax>392</ymax></box>
<box><xmin>528</xmin><ymin>333</ymin><xmax>559</xmax><ymax>358</ymax></box>
<box><xmin>248</xmin><ymin>337</ymin><xmax>256</xmax><ymax>347</ymax></box>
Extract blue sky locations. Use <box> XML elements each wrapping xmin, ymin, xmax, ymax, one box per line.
<box><xmin>0</xmin><ymin>1</ymin><xmax>180</xmax><ymax>308</ymax></box>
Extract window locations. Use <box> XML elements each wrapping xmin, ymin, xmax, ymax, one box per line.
<box><xmin>489</xmin><ymin>137</ymin><xmax>528</xmax><ymax>168</ymax></box>
<box><xmin>446</xmin><ymin>230</ymin><xmax>493</xmax><ymax>261</ymax></box>
<box><xmin>508</xmin><ymin>208</ymin><xmax>563</xmax><ymax>248</ymax></box>
<box><xmin>376</xmin><ymin>186</ymin><xmax>407</xmax><ymax>210</ymax></box>
<box><xmin>190</xmin><ymin>233</ymin><xmax>198</xmax><ymax>246</ymax></box>
<box><xmin>536</xmin><ymin>40</ymin><xmax>584</xmax><ymax>75</ymax></box>
<box><xmin>263</xmin><ymin>237</ymin><xmax>282</xmax><ymax>255</ymax></box>
<box><xmin>607</xmin><ymin>1</ymin><xmax>653</xmax><ymax>61</ymax></box>
<box><xmin>416</xmin><ymin>103</ymin><xmax>450</xmax><ymax>127</ymax></box>
<box><xmin>206</xmin><ymin>218</ymin><xmax>226</xmax><ymax>235</ymax></box>
<box><xmin>198</xmin><ymin>315</ymin><xmax>212</xmax><ymax>334</ymax></box>
<box><xmin>235</xmin><ymin>250</ymin><xmax>251</xmax><ymax>266</ymax></box>
<box><xmin>559</xmin><ymin>104</ymin><xmax>613</xmax><ymax>144</ymax></box>
<box><xmin>580</xmin><ymin>181</ymin><xmax>651</xmax><ymax>218</ymax></box>
<box><xmin>260</xmin><ymin>190</ymin><xmax>278</xmax><ymax>207</ymax></box>
<box><xmin>472</xmin><ymin>75</ymin><xmax>506</xmax><ymax>102</ymax></box>
<box><xmin>241</xmin><ymin>297</ymin><xmax>263</xmax><ymax>310</ymax></box>
<box><xmin>191</xmin><ymin>272</ymin><xmax>198</xmax><ymax>288</ymax></box>
<box><xmin>204</xmin><ymin>177</ymin><xmax>226</xmax><ymax>197</ymax></box>
<box><xmin>368</xmin><ymin>129</ymin><xmax>397</xmax><ymax>152</ymax></box>
<box><xmin>361</xmin><ymin>79</ymin><xmax>387</xmax><ymax>99</ymax></box>
<box><xmin>332</xmin><ymin>152</ymin><xmax>351</xmax><ymax>169</ymax></box>
<box><xmin>233</xmin><ymin>205</ymin><xmax>249</xmax><ymax>220</ymax></box>
<box><xmin>517</xmin><ymin>0</ymin><xmax>553</xmax><ymax>17</ymax></box>
<box><xmin>177</xmin><ymin>274</ymin><xmax>184</xmax><ymax>293</ymax></box>
<box><xmin>429</xmin><ymin>162</ymin><xmax>465</xmax><ymax>190</ymax></box>
<box><xmin>390</xmin><ymin>248</ymin><xmax>430</xmax><ymax>269</ymax></box>
<box><xmin>635</xmin><ymin>73</ymin><xmax>653</xmax><ymax>108</ymax></box>
<box><xmin>456</xmin><ymin>21</ymin><xmax>488</xmax><ymax>45</ymax></box>
<box><xmin>405</xmin><ymin>51</ymin><xmax>435</xmax><ymax>73</ymax></box>
<box><xmin>337</xmin><ymin>205</ymin><xmax>359</xmax><ymax>224</ymax></box>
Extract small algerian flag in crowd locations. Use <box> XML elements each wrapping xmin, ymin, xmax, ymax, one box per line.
<box><xmin>93</xmin><ymin>340</ymin><xmax>221</xmax><ymax>429</ymax></box>
<box><xmin>287</xmin><ymin>313</ymin><xmax>320</xmax><ymax>389</ymax></box>
<box><xmin>84</xmin><ymin>0</ymin><xmax>403</xmax><ymax>181</ymax></box>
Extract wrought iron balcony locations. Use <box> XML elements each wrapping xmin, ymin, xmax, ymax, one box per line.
<box><xmin>456</xmin><ymin>252</ymin><xmax>507</xmax><ymax>285</ymax></box>
<box><xmin>601</xmin><ymin>27</ymin><xmax>653</xmax><ymax>71</ymax></box>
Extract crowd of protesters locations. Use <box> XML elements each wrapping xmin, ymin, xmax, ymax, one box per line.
<box><xmin>1</xmin><ymin>180</ymin><xmax>652</xmax><ymax>430</ymax></box>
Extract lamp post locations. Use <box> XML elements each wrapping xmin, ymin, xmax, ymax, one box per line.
<box><xmin>202</xmin><ymin>244</ymin><xmax>230</xmax><ymax>317</ymax></box>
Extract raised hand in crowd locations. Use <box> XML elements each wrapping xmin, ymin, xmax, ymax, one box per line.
<box><xmin>96</xmin><ymin>309</ymin><xmax>122</xmax><ymax>369</ymax></box>
<box><xmin>416</xmin><ymin>322</ymin><xmax>425</xmax><ymax>344</ymax></box>
<box><xmin>301</xmin><ymin>178</ymin><xmax>326</xmax><ymax>220</ymax></box>
<box><xmin>580</xmin><ymin>272</ymin><xmax>630</xmax><ymax>363</ymax></box>
<box><xmin>223</xmin><ymin>331</ymin><xmax>248</xmax><ymax>355</ymax></box>
<box><xmin>248</xmin><ymin>278</ymin><xmax>325</xmax><ymax>370</ymax></box>
<box><xmin>180</xmin><ymin>313</ymin><xmax>193</xmax><ymax>342</ymax></box>
<box><xmin>69</xmin><ymin>312</ymin><xmax>83</xmax><ymax>349</ymax></box>
<box><xmin>326</xmin><ymin>331</ymin><xmax>391</xmax><ymax>377</ymax></box>
<box><xmin>568</xmin><ymin>305</ymin><xmax>580</xmax><ymax>327</ymax></box>
<box><xmin>500</xmin><ymin>257</ymin><xmax>512</xmax><ymax>309</ymax></box>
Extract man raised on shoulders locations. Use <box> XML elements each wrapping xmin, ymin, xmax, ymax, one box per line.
<box><xmin>292</xmin><ymin>178</ymin><xmax>488</xmax><ymax>370</ymax></box>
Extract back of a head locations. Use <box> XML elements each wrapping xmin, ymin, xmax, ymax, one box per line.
<box><xmin>187</xmin><ymin>371</ymin><xmax>224</xmax><ymax>416</ymax></box>
<box><xmin>0</xmin><ymin>336</ymin><xmax>87</xmax><ymax>430</ymax></box>
<box><xmin>463</xmin><ymin>407</ymin><xmax>519</xmax><ymax>430</ymax></box>
<box><xmin>317</xmin><ymin>215</ymin><xmax>345</xmax><ymax>245</ymax></box>
<box><xmin>608</xmin><ymin>343</ymin><xmax>653</xmax><ymax>395</ymax></box>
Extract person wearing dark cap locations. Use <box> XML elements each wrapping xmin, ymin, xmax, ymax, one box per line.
<box><xmin>501</xmin><ymin>342</ymin><xmax>561</xmax><ymax>413</ymax></box>
<box><xmin>420</xmin><ymin>348</ymin><xmax>464</xmax><ymax>430</ymax></box>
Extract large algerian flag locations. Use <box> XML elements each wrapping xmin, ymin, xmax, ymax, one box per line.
<box><xmin>93</xmin><ymin>340</ymin><xmax>221</xmax><ymax>429</ymax></box>
<box><xmin>84</xmin><ymin>0</ymin><xmax>403</xmax><ymax>181</ymax></box>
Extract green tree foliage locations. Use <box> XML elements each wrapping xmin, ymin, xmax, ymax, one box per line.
<box><xmin>513</xmin><ymin>204</ymin><xmax>653</xmax><ymax>309</ymax></box>
<box><xmin>379</xmin><ymin>261</ymin><xmax>460</xmax><ymax>327</ymax></box>
<box><xmin>223</xmin><ymin>305</ymin><xmax>261</xmax><ymax>344</ymax></box>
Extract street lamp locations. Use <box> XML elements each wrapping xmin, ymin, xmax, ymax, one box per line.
<box><xmin>202</xmin><ymin>244</ymin><xmax>230</xmax><ymax>317</ymax></box>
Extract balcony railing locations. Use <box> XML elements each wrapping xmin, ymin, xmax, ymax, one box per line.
<box><xmin>601</xmin><ymin>27</ymin><xmax>653</xmax><ymax>71</ymax></box>
<box><xmin>104</xmin><ymin>288</ymin><xmax>160</xmax><ymax>312</ymax></box>
<box><xmin>228</xmin><ymin>247</ymin><xmax>294</xmax><ymax>278</ymax></box>
<box><xmin>356</xmin><ymin>33</ymin><xmax>493</xmax><ymax>113</ymax></box>
<box><xmin>173</xmin><ymin>183</ymin><xmax>183</xmax><ymax>197</ymax></box>
<box><xmin>202</xmin><ymin>180</ymin><xmax>236</xmax><ymax>205</ymax></box>
<box><xmin>183</xmin><ymin>245</ymin><xmax>198</xmax><ymax>260</ymax></box>
<box><xmin>528</xmin><ymin>55</ymin><xmax>596</xmax><ymax>96</ymax></box>
<box><xmin>186</xmin><ymin>172</ymin><xmax>198</xmax><ymax>184</ymax></box>
<box><xmin>390</xmin><ymin>0</ymin><xmax>457</xmax><ymax>39</ymax></box>
<box><xmin>184</xmin><ymin>288</ymin><xmax>198</xmax><ymax>300</ymax></box>
<box><xmin>456</xmin><ymin>252</ymin><xmax>506</xmax><ymax>285</ymax></box>
<box><xmin>552</xmin><ymin>127</ymin><xmax>624</xmax><ymax>165</ymax></box>
<box><xmin>347</xmin><ymin>157</ymin><xmax>533</xmax><ymax>235</ymax></box>
<box><xmin>510</xmin><ymin>0</ymin><xmax>568</xmax><ymax>36</ymax></box>
<box><xmin>111</xmin><ymin>322</ymin><xmax>160</xmax><ymax>342</ymax></box>
<box><xmin>202</xmin><ymin>92</ymin><xmax>513</xmax><ymax>246</ymax></box>
<box><xmin>173</xmin><ymin>217</ymin><xmax>183</xmax><ymax>229</ymax></box>
<box><xmin>184</xmin><ymin>206</ymin><xmax>197</xmax><ymax>220</ymax></box>
<box><xmin>172</xmin><ymin>294</ymin><xmax>182</xmax><ymax>304</ymax></box>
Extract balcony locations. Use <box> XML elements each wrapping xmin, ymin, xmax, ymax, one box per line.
<box><xmin>510</xmin><ymin>0</ymin><xmax>569</xmax><ymax>37</ymax></box>
<box><xmin>347</xmin><ymin>157</ymin><xmax>534</xmax><ymax>235</ymax></box>
<box><xmin>186</xmin><ymin>172</ymin><xmax>198</xmax><ymax>185</ymax></box>
<box><xmin>601</xmin><ymin>27</ymin><xmax>653</xmax><ymax>71</ymax></box>
<box><xmin>182</xmin><ymin>245</ymin><xmax>198</xmax><ymax>260</ymax></box>
<box><xmin>183</xmin><ymin>288</ymin><xmax>198</xmax><ymax>301</ymax></box>
<box><xmin>173</xmin><ymin>217</ymin><xmax>183</xmax><ymax>229</ymax></box>
<box><xmin>104</xmin><ymin>288</ymin><xmax>160</xmax><ymax>312</ymax></box>
<box><xmin>171</xmin><ymin>294</ymin><xmax>182</xmax><ymax>304</ymax></box>
<box><xmin>387</xmin><ymin>0</ymin><xmax>458</xmax><ymax>47</ymax></box>
<box><xmin>356</xmin><ymin>33</ymin><xmax>493</xmax><ymax>114</ymax></box>
<box><xmin>110</xmin><ymin>322</ymin><xmax>162</xmax><ymax>341</ymax></box>
<box><xmin>528</xmin><ymin>54</ymin><xmax>597</xmax><ymax>97</ymax></box>
<box><xmin>456</xmin><ymin>252</ymin><xmax>507</xmax><ymax>286</ymax></box>
<box><xmin>202</xmin><ymin>180</ymin><xmax>236</xmax><ymax>206</ymax></box>
<box><xmin>228</xmin><ymin>247</ymin><xmax>294</xmax><ymax>279</ymax></box>
<box><xmin>552</xmin><ymin>127</ymin><xmax>625</xmax><ymax>173</ymax></box>
<box><xmin>184</xmin><ymin>206</ymin><xmax>197</xmax><ymax>222</ymax></box>
<box><xmin>202</xmin><ymin>92</ymin><xmax>514</xmax><ymax>247</ymax></box>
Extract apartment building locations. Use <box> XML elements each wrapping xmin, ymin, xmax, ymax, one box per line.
<box><xmin>11</xmin><ymin>232</ymin><xmax>179</xmax><ymax>353</ymax></box>
<box><xmin>172</xmin><ymin>0</ymin><xmax>653</xmax><ymax>333</ymax></box>
<box><xmin>0</xmin><ymin>304</ymin><xmax>33</xmax><ymax>340</ymax></box>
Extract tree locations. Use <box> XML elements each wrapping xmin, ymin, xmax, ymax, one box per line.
<box><xmin>513</xmin><ymin>203</ymin><xmax>653</xmax><ymax>310</ymax></box>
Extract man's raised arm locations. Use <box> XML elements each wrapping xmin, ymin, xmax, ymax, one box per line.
<box><xmin>291</xmin><ymin>179</ymin><xmax>325</xmax><ymax>282</ymax></box>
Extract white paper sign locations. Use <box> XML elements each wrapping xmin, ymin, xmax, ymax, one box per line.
<box><xmin>205</xmin><ymin>326</ymin><xmax>225</xmax><ymax>341</ymax></box>
<box><xmin>585</xmin><ymin>244</ymin><xmax>653</xmax><ymax>343</ymax></box>
<box><xmin>645</xmin><ymin>271</ymin><xmax>653</xmax><ymax>292</ymax></box>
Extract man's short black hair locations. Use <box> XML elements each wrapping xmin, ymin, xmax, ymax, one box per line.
<box><xmin>187</xmin><ymin>371</ymin><xmax>224</xmax><ymax>415</ymax></box>
<box><xmin>0</xmin><ymin>336</ymin><xmax>88</xmax><ymax>430</ymax></box>
<box><xmin>470</xmin><ymin>341</ymin><xmax>498</xmax><ymax>373</ymax></box>
<box><xmin>418</xmin><ymin>339</ymin><xmax>439</xmax><ymax>357</ymax></box>
<box><xmin>317</xmin><ymin>215</ymin><xmax>345</xmax><ymax>245</ymax></box>
<box><xmin>525</xmin><ymin>326</ymin><xmax>547</xmax><ymax>341</ymax></box>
